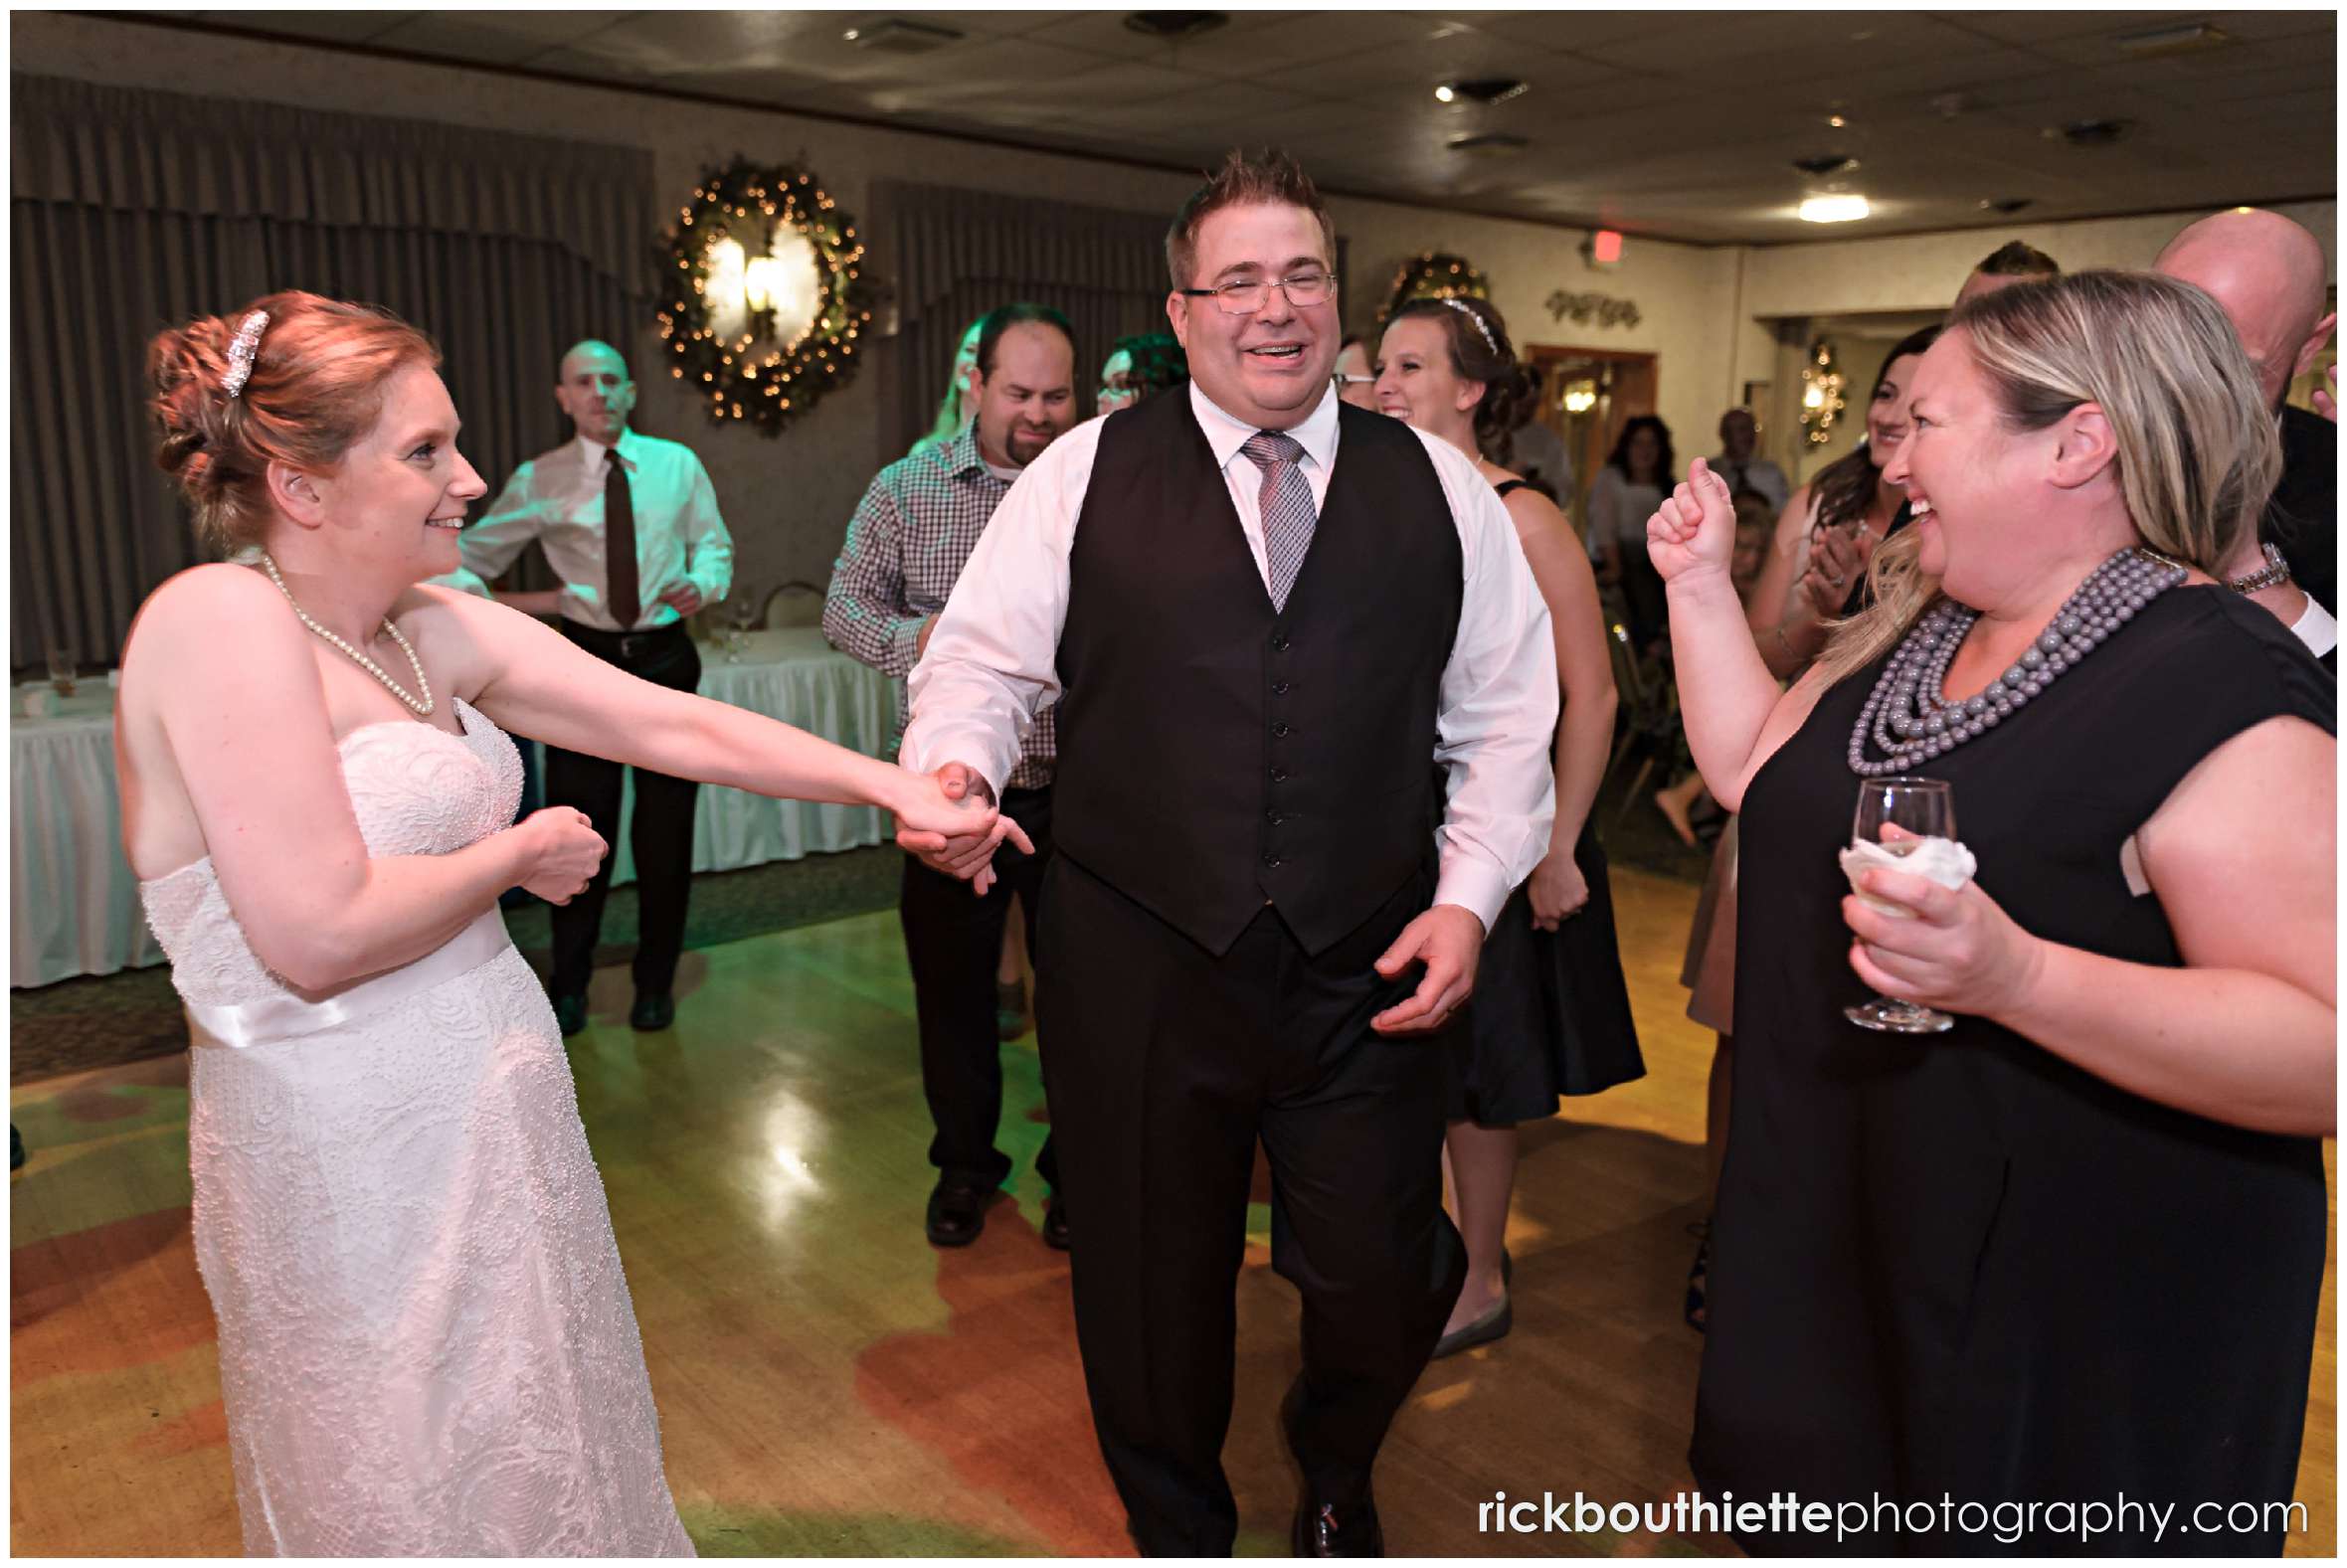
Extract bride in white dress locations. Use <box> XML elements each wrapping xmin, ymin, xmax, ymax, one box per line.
<box><xmin>117</xmin><ymin>292</ymin><xmax>1021</xmax><ymax>1556</ymax></box>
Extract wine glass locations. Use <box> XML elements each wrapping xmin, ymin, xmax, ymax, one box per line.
<box><xmin>46</xmin><ymin>647</ymin><xmax>76</xmax><ymax>697</ymax></box>
<box><xmin>728</xmin><ymin>586</ymin><xmax>762</xmax><ymax>651</ymax></box>
<box><xmin>1844</xmin><ymin>776</ymin><xmax>1956</xmax><ymax>1034</ymax></box>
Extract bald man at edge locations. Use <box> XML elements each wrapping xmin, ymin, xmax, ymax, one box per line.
<box><xmin>2156</xmin><ymin>208</ymin><xmax>2339</xmax><ymax>635</ymax></box>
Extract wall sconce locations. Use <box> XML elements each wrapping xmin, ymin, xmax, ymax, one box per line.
<box><xmin>707</xmin><ymin>233</ymin><xmax>822</xmax><ymax>347</ymax></box>
<box><xmin>744</xmin><ymin>256</ymin><xmax>781</xmax><ymax>313</ymax></box>
<box><xmin>1799</xmin><ymin>338</ymin><xmax>1847</xmax><ymax>445</ymax></box>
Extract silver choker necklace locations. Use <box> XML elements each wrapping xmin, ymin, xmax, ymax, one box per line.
<box><xmin>2225</xmin><ymin>541</ymin><xmax>2292</xmax><ymax>595</ymax></box>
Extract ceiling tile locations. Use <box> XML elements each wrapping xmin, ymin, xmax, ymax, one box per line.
<box><xmin>364</xmin><ymin>12</ymin><xmax>612</xmax><ymax>67</ymax></box>
<box><xmin>196</xmin><ymin>10</ymin><xmax>418</xmax><ymax>45</ymax></box>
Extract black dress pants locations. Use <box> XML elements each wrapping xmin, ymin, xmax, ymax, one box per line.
<box><xmin>545</xmin><ymin>621</ymin><xmax>702</xmax><ymax>1000</ymax></box>
<box><xmin>1034</xmin><ymin>854</ymin><xmax>1464</xmax><ymax>1556</ymax></box>
<box><xmin>899</xmin><ymin>784</ymin><xmax>1059</xmax><ymax>1191</ymax></box>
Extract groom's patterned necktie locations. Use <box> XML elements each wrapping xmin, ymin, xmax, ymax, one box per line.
<box><xmin>1240</xmin><ymin>430</ymin><xmax>1316</xmax><ymax>611</ymax></box>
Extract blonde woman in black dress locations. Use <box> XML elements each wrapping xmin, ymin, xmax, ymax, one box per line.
<box><xmin>1375</xmin><ymin>296</ymin><xmax>1644</xmax><ymax>1356</ymax></box>
<box><xmin>1650</xmin><ymin>272</ymin><xmax>2332</xmax><ymax>1552</ymax></box>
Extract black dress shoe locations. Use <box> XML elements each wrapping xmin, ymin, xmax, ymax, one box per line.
<box><xmin>553</xmin><ymin>993</ymin><xmax>589</xmax><ymax>1037</ymax></box>
<box><xmin>1042</xmin><ymin>1194</ymin><xmax>1071</xmax><ymax>1251</ymax></box>
<box><xmin>926</xmin><ymin>1176</ymin><xmax>995</xmax><ymax>1247</ymax></box>
<box><xmin>630</xmin><ymin>991</ymin><xmax>675</xmax><ymax>1031</ymax></box>
<box><xmin>1293</xmin><ymin>1492</ymin><xmax>1384</xmax><ymax>1557</ymax></box>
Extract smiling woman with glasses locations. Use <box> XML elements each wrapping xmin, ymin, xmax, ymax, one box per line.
<box><xmin>1096</xmin><ymin>331</ymin><xmax>1188</xmax><ymax>417</ymax></box>
<box><xmin>1331</xmin><ymin>332</ymin><xmax>1378</xmax><ymax>411</ymax></box>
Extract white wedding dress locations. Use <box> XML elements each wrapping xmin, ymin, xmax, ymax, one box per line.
<box><xmin>141</xmin><ymin>698</ymin><xmax>693</xmax><ymax>1557</ymax></box>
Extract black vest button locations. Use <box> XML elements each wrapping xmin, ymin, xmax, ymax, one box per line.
<box><xmin>1272</xmin><ymin>721</ymin><xmax>1291</xmax><ymax>739</ymax></box>
<box><xmin>1266</xmin><ymin>810</ymin><xmax>1285</xmax><ymax>826</ymax></box>
<box><xmin>1272</xmin><ymin>681</ymin><xmax>1292</xmax><ymax>697</ymax></box>
<box><xmin>1271</xmin><ymin>634</ymin><xmax>1292</xmax><ymax>652</ymax></box>
<box><xmin>1261</xmin><ymin>852</ymin><xmax>1282</xmax><ymax>869</ymax></box>
<box><xmin>1270</xmin><ymin>768</ymin><xmax>1290</xmax><ymax>784</ymax></box>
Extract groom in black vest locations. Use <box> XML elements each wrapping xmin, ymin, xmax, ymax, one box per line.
<box><xmin>899</xmin><ymin>149</ymin><xmax>1557</xmax><ymax>1556</ymax></box>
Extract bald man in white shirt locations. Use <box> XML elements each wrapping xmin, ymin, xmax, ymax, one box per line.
<box><xmin>456</xmin><ymin>340</ymin><xmax>733</xmax><ymax>1035</ymax></box>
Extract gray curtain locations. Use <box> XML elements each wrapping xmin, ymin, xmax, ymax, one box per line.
<box><xmin>877</xmin><ymin>182</ymin><xmax>1174</xmax><ymax>457</ymax></box>
<box><xmin>9</xmin><ymin>73</ymin><xmax>657</xmax><ymax>671</ymax></box>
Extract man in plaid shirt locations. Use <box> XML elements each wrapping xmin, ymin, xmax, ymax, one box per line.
<box><xmin>824</xmin><ymin>302</ymin><xmax>1078</xmax><ymax>1250</ymax></box>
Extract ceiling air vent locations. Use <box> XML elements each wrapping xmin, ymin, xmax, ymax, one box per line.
<box><xmin>1125</xmin><ymin>12</ymin><xmax>1228</xmax><ymax>40</ymax></box>
<box><xmin>1792</xmin><ymin>153</ymin><xmax>1860</xmax><ymax>177</ymax></box>
<box><xmin>842</xmin><ymin>19</ymin><xmax>965</xmax><ymax>53</ymax></box>
<box><xmin>2047</xmin><ymin>117</ymin><xmax>2133</xmax><ymax>147</ymax></box>
<box><xmin>1978</xmin><ymin>197</ymin><xmax>2035</xmax><ymax>215</ymax></box>
<box><xmin>1448</xmin><ymin>133</ymin><xmax>1530</xmax><ymax>157</ymax></box>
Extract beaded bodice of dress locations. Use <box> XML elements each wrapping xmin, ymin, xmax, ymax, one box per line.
<box><xmin>140</xmin><ymin>698</ymin><xmax>522</xmax><ymax>1006</ymax></box>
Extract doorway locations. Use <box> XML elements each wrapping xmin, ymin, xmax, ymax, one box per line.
<box><xmin>1525</xmin><ymin>345</ymin><xmax>1659</xmax><ymax>534</ymax></box>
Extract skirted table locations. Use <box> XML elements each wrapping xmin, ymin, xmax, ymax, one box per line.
<box><xmin>9</xmin><ymin>628</ymin><xmax>901</xmax><ymax>987</ymax></box>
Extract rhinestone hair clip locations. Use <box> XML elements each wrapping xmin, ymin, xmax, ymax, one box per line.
<box><xmin>222</xmin><ymin>309</ymin><xmax>270</xmax><ymax>399</ymax></box>
<box><xmin>1441</xmin><ymin>296</ymin><xmax>1500</xmax><ymax>354</ymax></box>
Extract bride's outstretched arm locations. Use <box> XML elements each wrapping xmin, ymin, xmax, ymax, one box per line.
<box><xmin>415</xmin><ymin>586</ymin><xmax>1021</xmax><ymax>873</ymax></box>
<box><xmin>128</xmin><ymin>566</ymin><xmax>604</xmax><ymax>991</ymax></box>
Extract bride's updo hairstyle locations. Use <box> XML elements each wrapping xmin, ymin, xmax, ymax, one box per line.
<box><xmin>148</xmin><ymin>290</ymin><xmax>440</xmax><ymax>555</ymax></box>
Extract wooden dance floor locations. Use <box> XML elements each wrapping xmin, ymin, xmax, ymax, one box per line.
<box><xmin>10</xmin><ymin>867</ymin><xmax>2335</xmax><ymax>1555</ymax></box>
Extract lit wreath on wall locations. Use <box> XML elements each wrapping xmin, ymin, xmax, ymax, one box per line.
<box><xmin>657</xmin><ymin>156</ymin><xmax>881</xmax><ymax>436</ymax></box>
<box><xmin>1798</xmin><ymin>337</ymin><xmax>1848</xmax><ymax>446</ymax></box>
<box><xmin>1379</xmin><ymin>252</ymin><xmax>1489</xmax><ymax>325</ymax></box>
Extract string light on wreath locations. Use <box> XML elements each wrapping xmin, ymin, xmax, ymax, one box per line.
<box><xmin>1799</xmin><ymin>337</ymin><xmax>1848</xmax><ymax>446</ymax></box>
<box><xmin>657</xmin><ymin>155</ymin><xmax>882</xmax><ymax>435</ymax></box>
<box><xmin>1379</xmin><ymin>251</ymin><xmax>1489</xmax><ymax>325</ymax></box>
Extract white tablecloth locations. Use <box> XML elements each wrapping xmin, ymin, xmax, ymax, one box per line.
<box><xmin>10</xmin><ymin>683</ymin><xmax>165</xmax><ymax>988</ymax></box>
<box><xmin>600</xmin><ymin>627</ymin><xmax>899</xmax><ymax>885</ymax></box>
<box><xmin>9</xmin><ymin>631</ymin><xmax>901</xmax><ymax>987</ymax></box>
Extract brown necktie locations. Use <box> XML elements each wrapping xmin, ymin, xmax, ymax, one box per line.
<box><xmin>604</xmin><ymin>447</ymin><xmax>640</xmax><ymax>629</ymax></box>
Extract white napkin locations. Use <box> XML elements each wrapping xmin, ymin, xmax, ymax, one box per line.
<box><xmin>1840</xmin><ymin>835</ymin><xmax>1976</xmax><ymax>916</ymax></box>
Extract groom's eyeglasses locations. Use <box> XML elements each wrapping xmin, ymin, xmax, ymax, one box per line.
<box><xmin>1177</xmin><ymin>271</ymin><xmax>1338</xmax><ymax>315</ymax></box>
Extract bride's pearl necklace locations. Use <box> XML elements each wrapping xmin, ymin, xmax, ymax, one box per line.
<box><xmin>257</xmin><ymin>552</ymin><xmax>435</xmax><ymax>717</ymax></box>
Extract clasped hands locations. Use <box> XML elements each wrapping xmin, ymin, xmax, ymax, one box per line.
<box><xmin>893</xmin><ymin>763</ymin><xmax>1032</xmax><ymax>896</ymax></box>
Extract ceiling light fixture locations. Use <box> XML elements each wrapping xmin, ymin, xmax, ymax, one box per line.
<box><xmin>1798</xmin><ymin>194</ymin><xmax>1871</xmax><ymax>224</ymax></box>
<box><xmin>1827</xmin><ymin>113</ymin><xmax>1848</xmax><ymax>128</ymax></box>
<box><xmin>1793</xmin><ymin>154</ymin><xmax>1860</xmax><ymax>177</ymax></box>
<box><xmin>1436</xmin><ymin>77</ymin><xmax>1531</xmax><ymax>106</ymax></box>
<box><xmin>2115</xmin><ymin>21</ymin><xmax>2231</xmax><ymax>57</ymax></box>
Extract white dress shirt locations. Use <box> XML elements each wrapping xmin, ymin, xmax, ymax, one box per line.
<box><xmin>901</xmin><ymin>380</ymin><xmax>1558</xmax><ymax>934</ymax></box>
<box><xmin>2291</xmin><ymin>595</ymin><xmax>2338</xmax><ymax>660</ymax></box>
<box><xmin>1709</xmin><ymin>453</ymin><xmax>1790</xmax><ymax>515</ymax></box>
<box><xmin>451</xmin><ymin>428</ymin><xmax>733</xmax><ymax>632</ymax></box>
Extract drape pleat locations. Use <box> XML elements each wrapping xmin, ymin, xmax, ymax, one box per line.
<box><xmin>9</xmin><ymin>74</ymin><xmax>658</xmax><ymax>670</ymax></box>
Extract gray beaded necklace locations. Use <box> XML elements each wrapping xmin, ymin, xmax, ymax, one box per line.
<box><xmin>1848</xmin><ymin>546</ymin><xmax>2189</xmax><ymax>778</ymax></box>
